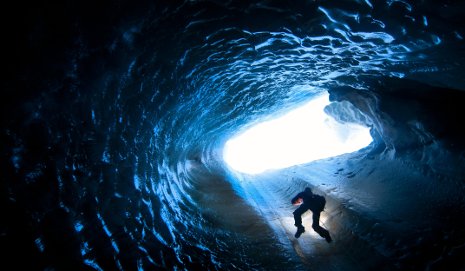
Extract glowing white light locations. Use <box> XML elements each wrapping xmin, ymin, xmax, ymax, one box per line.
<box><xmin>223</xmin><ymin>93</ymin><xmax>372</xmax><ymax>174</ymax></box>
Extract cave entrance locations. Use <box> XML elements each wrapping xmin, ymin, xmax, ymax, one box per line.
<box><xmin>223</xmin><ymin>92</ymin><xmax>373</xmax><ymax>174</ymax></box>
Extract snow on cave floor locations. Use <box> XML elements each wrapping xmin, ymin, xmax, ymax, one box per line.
<box><xmin>232</xmin><ymin>150</ymin><xmax>465</xmax><ymax>270</ymax></box>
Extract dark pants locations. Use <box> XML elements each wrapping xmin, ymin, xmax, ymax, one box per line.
<box><xmin>293</xmin><ymin>204</ymin><xmax>331</xmax><ymax>240</ymax></box>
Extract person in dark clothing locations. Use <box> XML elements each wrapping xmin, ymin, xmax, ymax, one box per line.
<box><xmin>291</xmin><ymin>187</ymin><xmax>332</xmax><ymax>242</ymax></box>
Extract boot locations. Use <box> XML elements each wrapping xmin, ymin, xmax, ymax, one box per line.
<box><xmin>295</xmin><ymin>225</ymin><xmax>305</xmax><ymax>238</ymax></box>
<box><xmin>324</xmin><ymin>233</ymin><xmax>332</xmax><ymax>243</ymax></box>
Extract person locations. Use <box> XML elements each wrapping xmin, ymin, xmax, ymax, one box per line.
<box><xmin>291</xmin><ymin>187</ymin><xmax>332</xmax><ymax>242</ymax></box>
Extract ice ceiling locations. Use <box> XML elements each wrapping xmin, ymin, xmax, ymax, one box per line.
<box><xmin>223</xmin><ymin>92</ymin><xmax>372</xmax><ymax>174</ymax></box>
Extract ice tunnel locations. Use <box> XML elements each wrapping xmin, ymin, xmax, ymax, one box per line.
<box><xmin>2</xmin><ymin>0</ymin><xmax>465</xmax><ymax>270</ymax></box>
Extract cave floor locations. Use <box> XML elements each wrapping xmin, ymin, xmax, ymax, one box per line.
<box><xmin>233</xmin><ymin>151</ymin><xmax>465</xmax><ymax>270</ymax></box>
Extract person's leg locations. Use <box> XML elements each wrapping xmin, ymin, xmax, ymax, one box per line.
<box><xmin>312</xmin><ymin>211</ymin><xmax>332</xmax><ymax>243</ymax></box>
<box><xmin>293</xmin><ymin>205</ymin><xmax>307</xmax><ymax>238</ymax></box>
<box><xmin>293</xmin><ymin>205</ymin><xmax>307</xmax><ymax>227</ymax></box>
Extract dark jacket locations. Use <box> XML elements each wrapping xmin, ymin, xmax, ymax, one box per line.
<box><xmin>292</xmin><ymin>190</ymin><xmax>326</xmax><ymax>212</ymax></box>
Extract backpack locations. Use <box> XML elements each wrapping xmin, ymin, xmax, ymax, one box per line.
<box><xmin>312</xmin><ymin>194</ymin><xmax>326</xmax><ymax>211</ymax></box>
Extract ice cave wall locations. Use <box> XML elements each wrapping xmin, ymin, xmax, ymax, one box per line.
<box><xmin>330</xmin><ymin>78</ymin><xmax>464</xmax><ymax>177</ymax></box>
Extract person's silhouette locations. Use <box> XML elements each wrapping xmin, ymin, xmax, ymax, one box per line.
<box><xmin>291</xmin><ymin>187</ymin><xmax>332</xmax><ymax>242</ymax></box>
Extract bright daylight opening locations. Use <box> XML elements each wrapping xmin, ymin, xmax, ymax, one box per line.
<box><xmin>223</xmin><ymin>92</ymin><xmax>373</xmax><ymax>174</ymax></box>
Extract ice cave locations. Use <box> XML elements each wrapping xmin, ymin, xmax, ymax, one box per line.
<box><xmin>2</xmin><ymin>0</ymin><xmax>465</xmax><ymax>270</ymax></box>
